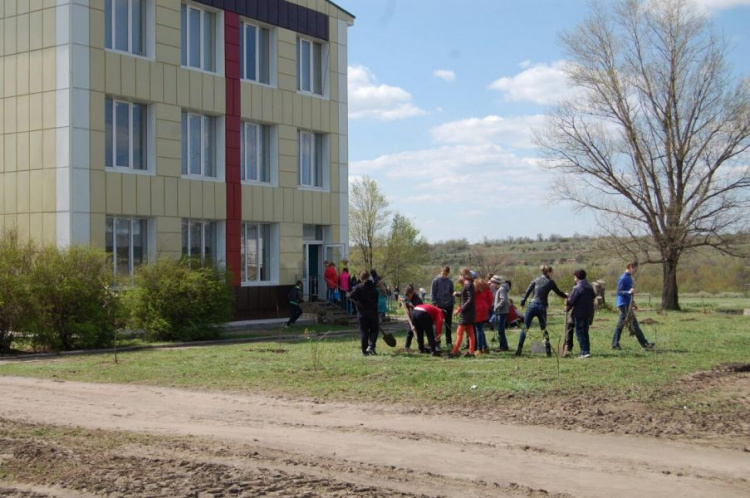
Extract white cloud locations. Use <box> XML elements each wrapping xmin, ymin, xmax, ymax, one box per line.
<box><xmin>433</xmin><ymin>69</ymin><xmax>456</xmax><ymax>82</ymax></box>
<box><xmin>431</xmin><ymin>115</ymin><xmax>546</xmax><ymax>149</ymax></box>
<box><xmin>693</xmin><ymin>0</ymin><xmax>750</xmax><ymax>9</ymax></box>
<box><xmin>489</xmin><ymin>60</ymin><xmax>577</xmax><ymax>105</ymax></box>
<box><xmin>348</xmin><ymin>65</ymin><xmax>426</xmax><ymax>120</ymax></box>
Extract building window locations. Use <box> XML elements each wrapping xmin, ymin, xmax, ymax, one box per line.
<box><xmin>241</xmin><ymin>122</ymin><xmax>271</xmax><ymax>183</ymax></box>
<box><xmin>106</xmin><ymin>217</ymin><xmax>148</xmax><ymax>276</ymax></box>
<box><xmin>181</xmin><ymin>219</ymin><xmax>217</xmax><ymax>263</ymax></box>
<box><xmin>239</xmin><ymin>22</ymin><xmax>271</xmax><ymax>84</ymax></box>
<box><xmin>298</xmin><ymin>131</ymin><xmax>324</xmax><ymax>188</ymax></box>
<box><xmin>105</xmin><ymin>98</ymin><xmax>148</xmax><ymax>171</ymax></box>
<box><xmin>105</xmin><ymin>0</ymin><xmax>146</xmax><ymax>56</ymax></box>
<box><xmin>181</xmin><ymin>111</ymin><xmax>217</xmax><ymax>178</ymax></box>
<box><xmin>181</xmin><ymin>3</ymin><xmax>217</xmax><ymax>72</ymax></box>
<box><xmin>241</xmin><ymin>223</ymin><xmax>271</xmax><ymax>283</ymax></box>
<box><xmin>297</xmin><ymin>37</ymin><xmax>324</xmax><ymax>95</ymax></box>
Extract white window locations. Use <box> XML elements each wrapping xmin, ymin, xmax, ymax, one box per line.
<box><xmin>239</xmin><ymin>22</ymin><xmax>271</xmax><ymax>84</ymax></box>
<box><xmin>241</xmin><ymin>122</ymin><xmax>271</xmax><ymax>183</ymax></box>
<box><xmin>297</xmin><ymin>37</ymin><xmax>324</xmax><ymax>96</ymax></box>
<box><xmin>241</xmin><ymin>223</ymin><xmax>272</xmax><ymax>283</ymax></box>
<box><xmin>106</xmin><ymin>217</ymin><xmax>148</xmax><ymax>276</ymax></box>
<box><xmin>298</xmin><ymin>131</ymin><xmax>325</xmax><ymax>188</ymax></box>
<box><xmin>181</xmin><ymin>219</ymin><xmax>217</xmax><ymax>263</ymax></box>
<box><xmin>105</xmin><ymin>0</ymin><xmax>146</xmax><ymax>56</ymax></box>
<box><xmin>181</xmin><ymin>3</ymin><xmax>217</xmax><ymax>72</ymax></box>
<box><xmin>105</xmin><ymin>97</ymin><xmax>148</xmax><ymax>171</ymax></box>
<box><xmin>181</xmin><ymin>111</ymin><xmax>217</xmax><ymax>178</ymax></box>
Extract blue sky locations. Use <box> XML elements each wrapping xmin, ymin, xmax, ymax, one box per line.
<box><xmin>339</xmin><ymin>0</ymin><xmax>750</xmax><ymax>243</ymax></box>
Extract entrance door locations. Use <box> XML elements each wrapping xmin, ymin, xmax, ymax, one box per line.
<box><xmin>303</xmin><ymin>243</ymin><xmax>321</xmax><ymax>302</ymax></box>
<box><xmin>324</xmin><ymin>244</ymin><xmax>345</xmax><ymax>268</ymax></box>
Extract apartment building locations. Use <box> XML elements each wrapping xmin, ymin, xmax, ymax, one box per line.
<box><xmin>0</xmin><ymin>0</ymin><xmax>354</xmax><ymax>318</ymax></box>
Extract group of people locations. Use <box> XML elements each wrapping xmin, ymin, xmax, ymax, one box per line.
<box><xmin>288</xmin><ymin>259</ymin><xmax>655</xmax><ymax>359</ymax></box>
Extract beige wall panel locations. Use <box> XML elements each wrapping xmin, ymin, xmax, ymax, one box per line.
<box><xmin>278</xmin><ymin>73</ymin><xmax>295</xmax><ymax>93</ymax></box>
<box><xmin>213</xmin><ymin>79</ymin><xmax>225</xmax><ymax>113</ymax></box>
<box><xmin>89</xmin><ymin>6</ymin><xmax>104</xmax><ymax>50</ymax></box>
<box><xmin>302</xmin><ymin>190</ymin><xmax>312</xmax><ymax>223</ymax></box>
<box><xmin>202</xmin><ymin>73</ymin><xmax>214</xmax><ymax>110</ymax></box>
<box><xmin>28</xmin><ymin>50</ymin><xmax>42</xmax><ymax>94</ymax></box>
<box><xmin>163</xmin><ymin>176</ymin><xmax>178</xmax><ymax>216</ymax></box>
<box><xmin>311</xmin><ymin>97</ymin><xmax>321</xmax><ymax>131</ymax></box>
<box><xmin>272</xmin><ymin>89</ymin><xmax>282</xmax><ymax>123</ymax></box>
<box><xmin>311</xmin><ymin>191</ymin><xmax>322</xmax><ymax>223</ymax></box>
<box><xmin>202</xmin><ymin>181</ymin><xmax>215</xmax><ymax>218</ymax></box>
<box><xmin>42</xmin><ymin>7</ymin><xmax>55</xmax><ymax>49</ymax></box>
<box><xmin>88</xmin><ymin>49</ymin><xmax>104</xmax><ymax>92</ymax></box>
<box><xmin>90</xmin><ymin>130</ymin><xmax>105</xmax><ymax>171</ymax></box>
<box><xmin>29</xmin><ymin>93</ymin><xmax>42</xmax><ymax>131</ymax></box>
<box><xmin>329</xmin><ymin>42</ymin><xmax>338</xmax><ymax>75</ymax></box>
<box><xmin>157</xmin><ymin>24</ymin><xmax>180</xmax><ymax>50</ymax></box>
<box><xmin>0</xmin><ymin>61</ymin><xmax>4</xmax><ymax>98</ymax></box>
<box><xmin>150</xmin><ymin>175</ymin><xmax>165</xmax><ymax>216</ymax></box>
<box><xmin>330</xmin><ymin>102</ymin><xmax>338</xmax><ymax>131</ymax></box>
<box><xmin>163</xmin><ymin>64</ymin><xmax>177</xmax><ymax>104</ymax></box>
<box><xmin>42</xmin><ymin>169</ymin><xmax>55</xmax><ymax>212</ymax></box>
<box><xmin>29</xmin><ymin>130</ymin><xmax>42</xmax><ymax>170</ymax></box>
<box><xmin>4</xmin><ymin>55</ymin><xmax>17</xmax><ymax>97</ymax></box>
<box><xmin>329</xmin><ymin>133</ymin><xmax>339</xmax><ymax>164</ymax></box>
<box><xmin>16</xmin><ymin>94</ymin><xmax>29</xmax><ymax>134</ymax></box>
<box><xmin>214</xmin><ymin>182</ymin><xmax>226</xmax><ymax>218</ymax></box>
<box><xmin>156</xmin><ymin>114</ymin><xmax>181</xmax><ymax>140</ymax></box>
<box><xmin>283</xmin><ymin>188</ymin><xmax>295</xmax><ymax>222</ymax></box>
<box><xmin>278</xmin><ymin>122</ymin><xmax>296</xmax><ymax>141</ymax></box>
<box><xmin>0</xmin><ymin>135</ymin><xmax>4</xmax><ymax>172</ymax></box>
<box><xmin>136</xmin><ymin>175</ymin><xmax>151</xmax><ymax>216</ymax></box>
<box><xmin>330</xmin><ymin>161</ymin><xmax>338</xmax><ymax>193</ymax></box>
<box><xmin>278</xmin><ymin>169</ymin><xmax>296</xmax><ymax>190</ymax></box>
<box><xmin>177</xmin><ymin>178</ymin><xmax>190</xmax><ymax>216</ymax></box>
<box><xmin>4</xmin><ymin>134</ymin><xmax>17</xmax><ymax>172</ymax></box>
<box><xmin>158</xmin><ymin>156</ymin><xmax>181</xmax><ymax>179</ymax></box>
<box><xmin>41</xmin><ymin>47</ymin><xmax>55</xmax><ymax>92</ymax></box>
<box><xmin>251</xmin><ymin>85</ymin><xmax>263</xmax><ymax>121</ymax></box>
<box><xmin>280</xmin><ymin>221</ymin><xmax>298</xmax><ymax>238</ymax></box>
<box><xmin>16</xmin><ymin>170</ymin><xmax>30</xmax><ymax>213</ymax></box>
<box><xmin>18</xmin><ymin>1</ymin><xmax>29</xmax><ymax>15</ymax></box>
<box><xmin>4</xmin><ymin>172</ymin><xmax>17</xmax><ymax>214</ymax></box>
<box><xmin>105</xmin><ymin>51</ymin><xmax>121</xmax><ymax>95</ymax></box>
<box><xmin>5</xmin><ymin>16</ymin><xmax>17</xmax><ymax>56</ymax></box>
<box><xmin>89</xmin><ymin>169</ymin><xmax>105</xmax><ymax>214</ymax></box>
<box><xmin>261</xmin><ymin>86</ymin><xmax>273</xmax><ymax>122</ymax></box>
<box><xmin>16</xmin><ymin>13</ymin><xmax>29</xmax><ymax>54</ymax></box>
<box><xmin>42</xmin><ymin>90</ymin><xmax>55</xmax><ymax>129</ymax></box>
<box><xmin>121</xmin><ymin>56</ymin><xmax>136</xmax><ymax>97</ymax></box>
<box><xmin>150</xmin><ymin>63</ymin><xmax>164</xmax><ymax>102</ymax></box>
<box><xmin>89</xmin><ymin>92</ymin><xmax>105</xmax><ymax>133</ymax></box>
<box><xmin>321</xmin><ymin>101</ymin><xmax>330</xmax><ymax>131</ymax></box>
<box><xmin>121</xmin><ymin>174</ymin><xmax>137</xmax><ymax>214</ymax></box>
<box><xmin>89</xmin><ymin>213</ymin><xmax>105</xmax><ymax>248</ymax></box>
<box><xmin>156</xmin><ymin>4</ymin><xmax>181</xmax><ymax>30</ymax></box>
<box><xmin>176</xmin><ymin>68</ymin><xmax>190</xmax><ymax>107</ymax></box>
<box><xmin>277</xmin><ymin>37</ymin><xmax>295</xmax><ymax>61</ymax></box>
<box><xmin>41</xmin><ymin>212</ymin><xmax>56</xmax><ymax>245</ymax></box>
<box><xmin>105</xmin><ymin>172</ymin><xmax>122</xmax><ymax>213</ymax></box>
<box><xmin>272</xmin><ymin>188</ymin><xmax>284</xmax><ymax>222</ymax></box>
<box><xmin>321</xmin><ymin>194</ymin><xmax>331</xmax><ymax>225</ymax></box>
<box><xmin>29</xmin><ymin>170</ymin><xmax>44</xmax><ymax>212</ymax></box>
<box><xmin>292</xmin><ymin>93</ymin><xmax>302</xmax><ymax>127</ymax></box>
<box><xmin>16</xmin><ymin>213</ymin><xmax>30</xmax><ymax>240</ymax></box>
<box><xmin>135</xmin><ymin>58</ymin><xmax>151</xmax><ymax>99</ymax></box>
<box><xmin>4</xmin><ymin>98</ymin><xmax>16</xmax><ymax>134</ymax></box>
<box><xmin>29</xmin><ymin>213</ymin><xmax>44</xmax><ymax>244</ymax></box>
<box><xmin>239</xmin><ymin>84</ymin><xmax>251</xmax><ymax>117</ymax></box>
<box><xmin>30</xmin><ymin>0</ymin><xmax>43</xmax><ymax>12</ymax></box>
<box><xmin>189</xmin><ymin>70</ymin><xmax>202</xmax><ymax>109</ymax></box>
<box><xmin>281</xmin><ymin>91</ymin><xmax>293</xmax><ymax>123</ymax></box>
<box><xmin>156</xmin><ymin>43</ymin><xmax>181</xmax><ymax>66</ymax></box>
<box><xmin>278</xmin><ymin>138</ymin><xmax>296</xmax><ymax>165</ymax></box>
<box><xmin>189</xmin><ymin>180</ymin><xmax>203</xmax><ymax>218</ymax></box>
<box><xmin>16</xmin><ymin>131</ymin><xmax>29</xmax><ymax>171</ymax></box>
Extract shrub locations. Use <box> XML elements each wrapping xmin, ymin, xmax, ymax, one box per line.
<box><xmin>27</xmin><ymin>246</ymin><xmax>115</xmax><ymax>351</ymax></box>
<box><xmin>0</xmin><ymin>230</ymin><xmax>36</xmax><ymax>352</ymax></box>
<box><xmin>123</xmin><ymin>258</ymin><xmax>232</xmax><ymax>342</ymax></box>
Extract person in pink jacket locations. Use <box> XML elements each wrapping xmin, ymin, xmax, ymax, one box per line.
<box><xmin>474</xmin><ymin>278</ymin><xmax>493</xmax><ymax>354</ymax></box>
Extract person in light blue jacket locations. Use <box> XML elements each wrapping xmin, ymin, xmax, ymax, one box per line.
<box><xmin>611</xmin><ymin>262</ymin><xmax>654</xmax><ymax>350</ymax></box>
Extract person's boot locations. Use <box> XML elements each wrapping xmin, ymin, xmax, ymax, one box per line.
<box><xmin>543</xmin><ymin>330</ymin><xmax>552</xmax><ymax>357</ymax></box>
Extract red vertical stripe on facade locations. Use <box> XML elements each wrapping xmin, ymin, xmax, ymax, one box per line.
<box><xmin>225</xmin><ymin>12</ymin><xmax>242</xmax><ymax>285</ymax></box>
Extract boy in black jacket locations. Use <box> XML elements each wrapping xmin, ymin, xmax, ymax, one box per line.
<box><xmin>285</xmin><ymin>281</ymin><xmax>304</xmax><ymax>328</ymax></box>
<box><xmin>565</xmin><ymin>269</ymin><xmax>596</xmax><ymax>358</ymax></box>
<box><xmin>348</xmin><ymin>270</ymin><xmax>380</xmax><ymax>356</ymax></box>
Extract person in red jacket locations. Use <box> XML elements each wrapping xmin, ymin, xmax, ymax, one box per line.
<box><xmin>473</xmin><ymin>278</ymin><xmax>493</xmax><ymax>354</ymax></box>
<box><xmin>324</xmin><ymin>261</ymin><xmax>338</xmax><ymax>303</ymax></box>
<box><xmin>411</xmin><ymin>302</ymin><xmax>444</xmax><ymax>356</ymax></box>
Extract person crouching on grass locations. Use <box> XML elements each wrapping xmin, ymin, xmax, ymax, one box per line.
<box><xmin>402</xmin><ymin>285</ymin><xmax>424</xmax><ymax>351</ymax></box>
<box><xmin>409</xmin><ymin>302</ymin><xmax>444</xmax><ymax>356</ymax></box>
<box><xmin>447</xmin><ymin>268</ymin><xmax>476</xmax><ymax>358</ymax></box>
<box><xmin>565</xmin><ymin>269</ymin><xmax>596</xmax><ymax>359</ymax></box>
<box><xmin>348</xmin><ymin>270</ymin><xmax>380</xmax><ymax>356</ymax></box>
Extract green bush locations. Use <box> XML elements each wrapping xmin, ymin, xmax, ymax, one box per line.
<box><xmin>0</xmin><ymin>230</ymin><xmax>36</xmax><ymax>352</ymax></box>
<box><xmin>123</xmin><ymin>258</ymin><xmax>232</xmax><ymax>342</ymax></box>
<box><xmin>27</xmin><ymin>246</ymin><xmax>116</xmax><ymax>351</ymax></box>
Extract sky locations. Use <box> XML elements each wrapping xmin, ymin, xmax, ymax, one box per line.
<box><xmin>338</xmin><ymin>0</ymin><xmax>750</xmax><ymax>243</ymax></box>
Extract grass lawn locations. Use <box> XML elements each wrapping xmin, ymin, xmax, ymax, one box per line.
<box><xmin>1</xmin><ymin>304</ymin><xmax>748</xmax><ymax>411</ymax></box>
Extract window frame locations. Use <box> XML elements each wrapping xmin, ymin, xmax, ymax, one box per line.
<box><xmin>105</xmin><ymin>97</ymin><xmax>150</xmax><ymax>173</ymax></box>
<box><xmin>298</xmin><ymin>130</ymin><xmax>326</xmax><ymax>189</ymax></box>
<box><xmin>239</xmin><ymin>21</ymin><xmax>273</xmax><ymax>85</ymax></box>
<box><xmin>241</xmin><ymin>121</ymin><xmax>274</xmax><ymax>184</ymax></box>
<box><xmin>105</xmin><ymin>216</ymin><xmax>149</xmax><ymax>277</ymax></box>
<box><xmin>181</xmin><ymin>110</ymin><xmax>221</xmax><ymax>180</ymax></box>
<box><xmin>297</xmin><ymin>36</ymin><xmax>326</xmax><ymax>96</ymax></box>
<box><xmin>180</xmin><ymin>2</ymin><xmax>221</xmax><ymax>74</ymax></box>
<box><xmin>181</xmin><ymin>219</ymin><xmax>218</xmax><ymax>263</ymax></box>
<box><xmin>241</xmin><ymin>222</ymin><xmax>278</xmax><ymax>285</ymax></box>
<box><xmin>105</xmin><ymin>0</ymin><xmax>153</xmax><ymax>58</ymax></box>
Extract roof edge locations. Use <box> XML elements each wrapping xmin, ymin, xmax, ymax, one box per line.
<box><xmin>326</xmin><ymin>0</ymin><xmax>355</xmax><ymax>21</ymax></box>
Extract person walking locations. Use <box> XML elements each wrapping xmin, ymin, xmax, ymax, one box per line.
<box><xmin>566</xmin><ymin>269</ymin><xmax>596</xmax><ymax>358</ymax></box>
<box><xmin>348</xmin><ymin>270</ymin><xmax>380</xmax><ymax>356</ymax></box>
<box><xmin>325</xmin><ymin>261</ymin><xmax>338</xmax><ymax>303</ymax></box>
<box><xmin>447</xmin><ymin>268</ymin><xmax>476</xmax><ymax>358</ymax></box>
<box><xmin>516</xmin><ymin>265</ymin><xmax>568</xmax><ymax>357</ymax></box>
<box><xmin>611</xmin><ymin>261</ymin><xmax>655</xmax><ymax>350</ymax></box>
<box><xmin>284</xmin><ymin>280</ymin><xmax>304</xmax><ymax>328</ymax></box>
<box><xmin>490</xmin><ymin>276</ymin><xmax>511</xmax><ymax>352</ymax></box>
<box><xmin>430</xmin><ymin>266</ymin><xmax>455</xmax><ymax>349</ymax></box>
<box><xmin>473</xmin><ymin>278</ymin><xmax>493</xmax><ymax>354</ymax></box>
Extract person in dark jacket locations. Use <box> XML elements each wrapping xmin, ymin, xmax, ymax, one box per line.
<box><xmin>517</xmin><ymin>265</ymin><xmax>568</xmax><ymax>357</ymax></box>
<box><xmin>284</xmin><ymin>280</ymin><xmax>304</xmax><ymax>327</ymax></box>
<box><xmin>430</xmin><ymin>266</ymin><xmax>455</xmax><ymax>348</ymax></box>
<box><xmin>448</xmin><ymin>268</ymin><xmax>476</xmax><ymax>358</ymax></box>
<box><xmin>565</xmin><ymin>269</ymin><xmax>596</xmax><ymax>358</ymax></box>
<box><xmin>348</xmin><ymin>270</ymin><xmax>380</xmax><ymax>356</ymax></box>
<box><xmin>402</xmin><ymin>285</ymin><xmax>424</xmax><ymax>350</ymax></box>
<box><xmin>611</xmin><ymin>261</ymin><xmax>654</xmax><ymax>350</ymax></box>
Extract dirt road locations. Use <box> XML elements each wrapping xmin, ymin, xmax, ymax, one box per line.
<box><xmin>0</xmin><ymin>376</ymin><xmax>748</xmax><ymax>497</ymax></box>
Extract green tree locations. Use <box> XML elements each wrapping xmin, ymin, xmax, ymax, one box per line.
<box><xmin>349</xmin><ymin>176</ymin><xmax>390</xmax><ymax>271</ymax></box>
<box><xmin>0</xmin><ymin>229</ymin><xmax>35</xmax><ymax>352</ymax></box>
<box><xmin>537</xmin><ymin>0</ymin><xmax>750</xmax><ymax>310</ymax></box>
<box><xmin>380</xmin><ymin>213</ymin><xmax>430</xmax><ymax>288</ymax></box>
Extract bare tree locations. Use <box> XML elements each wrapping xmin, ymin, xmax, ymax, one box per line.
<box><xmin>349</xmin><ymin>176</ymin><xmax>390</xmax><ymax>271</ymax></box>
<box><xmin>537</xmin><ymin>0</ymin><xmax>750</xmax><ymax>310</ymax></box>
<box><xmin>468</xmin><ymin>246</ymin><xmax>512</xmax><ymax>281</ymax></box>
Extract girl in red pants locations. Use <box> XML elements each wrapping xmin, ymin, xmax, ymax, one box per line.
<box><xmin>448</xmin><ymin>268</ymin><xmax>476</xmax><ymax>358</ymax></box>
